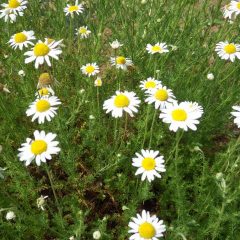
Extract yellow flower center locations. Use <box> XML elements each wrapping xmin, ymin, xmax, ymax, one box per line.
<box><xmin>8</xmin><ymin>0</ymin><xmax>20</xmax><ymax>8</ymax></box>
<box><xmin>86</xmin><ymin>65</ymin><xmax>95</xmax><ymax>74</ymax></box>
<box><xmin>237</xmin><ymin>2</ymin><xmax>240</xmax><ymax>9</ymax></box>
<box><xmin>172</xmin><ymin>109</ymin><xmax>187</xmax><ymax>121</ymax></box>
<box><xmin>116</xmin><ymin>56</ymin><xmax>126</xmax><ymax>65</ymax></box>
<box><xmin>34</xmin><ymin>43</ymin><xmax>50</xmax><ymax>56</ymax></box>
<box><xmin>224</xmin><ymin>44</ymin><xmax>236</xmax><ymax>54</ymax></box>
<box><xmin>36</xmin><ymin>99</ymin><xmax>50</xmax><ymax>112</ymax></box>
<box><xmin>142</xmin><ymin>157</ymin><xmax>156</xmax><ymax>171</ymax></box>
<box><xmin>68</xmin><ymin>5</ymin><xmax>78</xmax><ymax>12</ymax></box>
<box><xmin>14</xmin><ymin>32</ymin><xmax>27</xmax><ymax>43</ymax></box>
<box><xmin>38</xmin><ymin>88</ymin><xmax>49</xmax><ymax>96</ymax></box>
<box><xmin>31</xmin><ymin>140</ymin><xmax>47</xmax><ymax>155</ymax></box>
<box><xmin>138</xmin><ymin>222</ymin><xmax>156</xmax><ymax>238</ymax></box>
<box><xmin>155</xmin><ymin>89</ymin><xmax>168</xmax><ymax>101</ymax></box>
<box><xmin>79</xmin><ymin>28</ymin><xmax>87</xmax><ymax>34</ymax></box>
<box><xmin>145</xmin><ymin>81</ymin><xmax>156</xmax><ymax>88</ymax></box>
<box><xmin>114</xmin><ymin>94</ymin><xmax>130</xmax><ymax>108</ymax></box>
<box><xmin>152</xmin><ymin>45</ymin><xmax>161</xmax><ymax>52</ymax></box>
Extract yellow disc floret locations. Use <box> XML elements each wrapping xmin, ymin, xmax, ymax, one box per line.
<box><xmin>31</xmin><ymin>140</ymin><xmax>47</xmax><ymax>155</ymax></box>
<box><xmin>145</xmin><ymin>81</ymin><xmax>156</xmax><ymax>89</ymax></box>
<box><xmin>68</xmin><ymin>5</ymin><xmax>78</xmax><ymax>12</ymax></box>
<box><xmin>155</xmin><ymin>89</ymin><xmax>168</xmax><ymax>101</ymax></box>
<box><xmin>116</xmin><ymin>56</ymin><xmax>126</xmax><ymax>65</ymax></box>
<box><xmin>14</xmin><ymin>32</ymin><xmax>27</xmax><ymax>43</ymax></box>
<box><xmin>36</xmin><ymin>99</ymin><xmax>50</xmax><ymax>112</ymax></box>
<box><xmin>34</xmin><ymin>43</ymin><xmax>50</xmax><ymax>56</ymax></box>
<box><xmin>39</xmin><ymin>88</ymin><xmax>49</xmax><ymax>96</ymax></box>
<box><xmin>114</xmin><ymin>94</ymin><xmax>130</xmax><ymax>108</ymax></box>
<box><xmin>8</xmin><ymin>0</ymin><xmax>20</xmax><ymax>8</ymax></box>
<box><xmin>224</xmin><ymin>44</ymin><xmax>236</xmax><ymax>54</ymax></box>
<box><xmin>152</xmin><ymin>45</ymin><xmax>161</xmax><ymax>52</ymax></box>
<box><xmin>85</xmin><ymin>65</ymin><xmax>95</xmax><ymax>74</ymax></box>
<box><xmin>138</xmin><ymin>222</ymin><xmax>156</xmax><ymax>238</ymax></box>
<box><xmin>79</xmin><ymin>28</ymin><xmax>87</xmax><ymax>34</ymax></box>
<box><xmin>172</xmin><ymin>109</ymin><xmax>187</xmax><ymax>121</ymax></box>
<box><xmin>142</xmin><ymin>157</ymin><xmax>156</xmax><ymax>171</ymax></box>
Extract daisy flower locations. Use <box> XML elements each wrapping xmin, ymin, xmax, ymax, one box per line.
<box><xmin>1</xmin><ymin>0</ymin><xmax>27</xmax><ymax>14</ymax></box>
<box><xmin>229</xmin><ymin>1</ymin><xmax>240</xmax><ymax>17</ymax></box>
<box><xmin>145</xmin><ymin>84</ymin><xmax>176</xmax><ymax>110</ymax></box>
<box><xmin>159</xmin><ymin>101</ymin><xmax>203</xmax><ymax>132</ymax></box>
<box><xmin>132</xmin><ymin>149</ymin><xmax>166</xmax><ymax>182</ymax></box>
<box><xmin>110</xmin><ymin>56</ymin><xmax>133</xmax><ymax>70</ymax></box>
<box><xmin>94</xmin><ymin>77</ymin><xmax>102</xmax><ymax>87</ymax></box>
<box><xmin>139</xmin><ymin>77</ymin><xmax>162</xmax><ymax>91</ymax></box>
<box><xmin>81</xmin><ymin>63</ymin><xmax>100</xmax><ymax>77</ymax></box>
<box><xmin>26</xmin><ymin>96</ymin><xmax>61</xmax><ymax>124</ymax></box>
<box><xmin>24</xmin><ymin>39</ymin><xmax>63</xmax><ymax>69</ymax></box>
<box><xmin>222</xmin><ymin>3</ymin><xmax>234</xmax><ymax>19</ymax></box>
<box><xmin>231</xmin><ymin>106</ymin><xmax>240</xmax><ymax>128</ymax></box>
<box><xmin>76</xmin><ymin>26</ymin><xmax>91</xmax><ymax>38</ymax></box>
<box><xmin>215</xmin><ymin>41</ymin><xmax>240</xmax><ymax>62</ymax></box>
<box><xmin>8</xmin><ymin>30</ymin><xmax>35</xmax><ymax>50</ymax></box>
<box><xmin>146</xmin><ymin>42</ymin><xmax>169</xmax><ymax>54</ymax></box>
<box><xmin>18</xmin><ymin>130</ymin><xmax>61</xmax><ymax>166</ymax></box>
<box><xmin>103</xmin><ymin>90</ymin><xmax>140</xmax><ymax>118</ymax></box>
<box><xmin>64</xmin><ymin>0</ymin><xmax>84</xmax><ymax>17</ymax></box>
<box><xmin>128</xmin><ymin>210</ymin><xmax>166</xmax><ymax>240</ymax></box>
<box><xmin>36</xmin><ymin>86</ymin><xmax>55</xmax><ymax>97</ymax></box>
<box><xmin>185</xmin><ymin>101</ymin><xmax>204</xmax><ymax>116</ymax></box>
<box><xmin>110</xmin><ymin>40</ymin><xmax>123</xmax><ymax>49</ymax></box>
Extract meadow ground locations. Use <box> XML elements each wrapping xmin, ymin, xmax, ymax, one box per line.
<box><xmin>1</xmin><ymin>0</ymin><xmax>240</xmax><ymax>239</ymax></box>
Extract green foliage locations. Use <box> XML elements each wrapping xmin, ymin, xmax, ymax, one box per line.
<box><xmin>1</xmin><ymin>0</ymin><xmax>240</xmax><ymax>239</ymax></box>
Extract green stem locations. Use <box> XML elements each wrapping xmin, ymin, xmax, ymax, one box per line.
<box><xmin>174</xmin><ymin>130</ymin><xmax>184</xmax><ymax>221</ymax></box>
<box><xmin>141</xmin><ymin>105</ymin><xmax>151</xmax><ymax>148</ymax></box>
<box><xmin>45</xmin><ymin>166</ymin><xmax>64</xmax><ymax>227</ymax></box>
<box><xmin>148</xmin><ymin>109</ymin><xmax>158</xmax><ymax>148</ymax></box>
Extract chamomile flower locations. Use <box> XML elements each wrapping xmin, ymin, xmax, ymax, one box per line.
<box><xmin>146</xmin><ymin>42</ymin><xmax>169</xmax><ymax>54</ymax></box>
<box><xmin>64</xmin><ymin>0</ymin><xmax>84</xmax><ymax>17</ymax></box>
<box><xmin>145</xmin><ymin>85</ymin><xmax>176</xmax><ymax>110</ymax></box>
<box><xmin>76</xmin><ymin>26</ymin><xmax>91</xmax><ymax>38</ymax></box>
<box><xmin>18</xmin><ymin>130</ymin><xmax>61</xmax><ymax>166</ymax></box>
<box><xmin>132</xmin><ymin>149</ymin><xmax>166</xmax><ymax>182</ymax></box>
<box><xmin>110</xmin><ymin>56</ymin><xmax>133</xmax><ymax>70</ymax></box>
<box><xmin>222</xmin><ymin>3</ymin><xmax>234</xmax><ymax>19</ymax></box>
<box><xmin>103</xmin><ymin>90</ymin><xmax>140</xmax><ymax>118</ymax></box>
<box><xmin>94</xmin><ymin>77</ymin><xmax>102</xmax><ymax>87</ymax></box>
<box><xmin>215</xmin><ymin>41</ymin><xmax>240</xmax><ymax>62</ymax></box>
<box><xmin>159</xmin><ymin>101</ymin><xmax>203</xmax><ymax>132</ymax></box>
<box><xmin>24</xmin><ymin>39</ymin><xmax>63</xmax><ymax>69</ymax></box>
<box><xmin>81</xmin><ymin>63</ymin><xmax>100</xmax><ymax>77</ymax></box>
<box><xmin>8</xmin><ymin>30</ymin><xmax>35</xmax><ymax>50</ymax></box>
<box><xmin>1</xmin><ymin>0</ymin><xmax>27</xmax><ymax>14</ymax></box>
<box><xmin>139</xmin><ymin>77</ymin><xmax>162</xmax><ymax>91</ymax></box>
<box><xmin>231</xmin><ymin>106</ymin><xmax>240</xmax><ymax>128</ymax></box>
<box><xmin>110</xmin><ymin>40</ymin><xmax>123</xmax><ymax>49</ymax></box>
<box><xmin>36</xmin><ymin>86</ymin><xmax>55</xmax><ymax>97</ymax></box>
<box><xmin>128</xmin><ymin>210</ymin><xmax>166</xmax><ymax>240</ymax></box>
<box><xmin>26</xmin><ymin>96</ymin><xmax>61</xmax><ymax>124</ymax></box>
<box><xmin>229</xmin><ymin>1</ymin><xmax>240</xmax><ymax>17</ymax></box>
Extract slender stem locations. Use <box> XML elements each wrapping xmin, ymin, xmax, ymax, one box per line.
<box><xmin>97</xmin><ymin>87</ymin><xmax>100</xmax><ymax>116</ymax></box>
<box><xmin>45</xmin><ymin>166</ymin><xmax>64</xmax><ymax>227</ymax></box>
<box><xmin>174</xmin><ymin>130</ymin><xmax>184</xmax><ymax>221</ymax></box>
<box><xmin>141</xmin><ymin>105</ymin><xmax>151</xmax><ymax>148</ymax></box>
<box><xmin>148</xmin><ymin>109</ymin><xmax>158</xmax><ymax>148</ymax></box>
<box><xmin>123</xmin><ymin>113</ymin><xmax>128</xmax><ymax>139</ymax></box>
